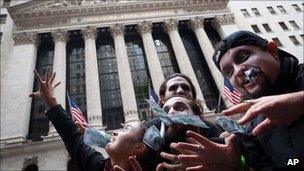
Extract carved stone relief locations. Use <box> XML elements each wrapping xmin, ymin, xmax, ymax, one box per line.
<box><xmin>163</xmin><ymin>18</ymin><xmax>179</xmax><ymax>33</ymax></box>
<box><xmin>137</xmin><ymin>21</ymin><xmax>152</xmax><ymax>35</ymax></box>
<box><xmin>81</xmin><ymin>26</ymin><xmax>97</xmax><ymax>40</ymax></box>
<box><xmin>51</xmin><ymin>29</ymin><xmax>69</xmax><ymax>43</ymax></box>
<box><xmin>212</xmin><ymin>14</ymin><xmax>235</xmax><ymax>28</ymax></box>
<box><xmin>110</xmin><ymin>23</ymin><xmax>125</xmax><ymax>37</ymax></box>
<box><xmin>13</xmin><ymin>32</ymin><xmax>40</xmax><ymax>46</ymax></box>
<box><xmin>188</xmin><ymin>16</ymin><xmax>205</xmax><ymax>30</ymax></box>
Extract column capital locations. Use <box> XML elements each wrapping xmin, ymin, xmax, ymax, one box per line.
<box><xmin>212</xmin><ymin>14</ymin><xmax>235</xmax><ymax>28</ymax></box>
<box><xmin>82</xmin><ymin>26</ymin><xmax>98</xmax><ymax>40</ymax></box>
<box><xmin>137</xmin><ymin>21</ymin><xmax>153</xmax><ymax>35</ymax></box>
<box><xmin>13</xmin><ymin>32</ymin><xmax>40</xmax><ymax>46</ymax></box>
<box><xmin>188</xmin><ymin>17</ymin><xmax>205</xmax><ymax>30</ymax></box>
<box><xmin>51</xmin><ymin>29</ymin><xmax>69</xmax><ymax>43</ymax></box>
<box><xmin>163</xmin><ymin>18</ymin><xmax>179</xmax><ymax>33</ymax></box>
<box><xmin>110</xmin><ymin>23</ymin><xmax>125</xmax><ymax>37</ymax></box>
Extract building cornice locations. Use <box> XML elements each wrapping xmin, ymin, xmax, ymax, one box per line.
<box><xmin>212</xmin><ymin>13</ymin><xmax>235</xmax><ymax>28</ymax></box>
<box><xmin>7</xmin><ymin>0</ymin><xmax>229</xmax><ymax>31</ymax></box>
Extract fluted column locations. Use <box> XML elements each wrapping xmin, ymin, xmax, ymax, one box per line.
<box><xmin>110</xmin><ymin>24</ymin><xmax>139</xmax><ymax>124</ymax></box>
<box><xmin>138</xmin><ymin>21</ymin><xmax>164</xmax><ymax>91</ymax></box>
<box><xmin>51</xmin><ymin>29</ymin><xmax>68</xmax><ymax>109</ymax></box>
<box><xmin>1</xmin><ymin>32</ymin><xmax>39</xmax><ymax>141</ymax></box>
<box><xmin>212</xmin><ymin>14</ymin><xmax>239</xmax><ymax>38</ymax></box>
<box><xmin>188</xmin><ymin>17</ymin><xmax>223</xmax><ymax>92</ymax></box>
<box><xmin>82</xmin><ymin>26</ymin><xmax>103</xmax><ymax>128</ymax></box>
<box><xmin>47</xmin><ymin>29</ymin><xmax>69</xmax><ymax>135</ymax></box>
<box><xmin>163</xmin><ymin>19</ymin><xmax>204</xmax><ymax>101</ymax></box>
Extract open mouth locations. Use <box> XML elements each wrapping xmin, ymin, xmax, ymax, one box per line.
<box><xmin>243</xmin><ymin>67</ymin><xmax>261</xmax><ymax>89</ymax></box>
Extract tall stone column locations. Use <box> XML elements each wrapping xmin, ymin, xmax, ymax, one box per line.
<box><xmin>138</xmin><ymin>21</ymin><xmax>164</xmax><ymax>91</ymax></box>
<box><xmin>110</xmin><ymin>23</ymin><xmax>139</xmax><ymax>124</ymax></box>
<box><xmin>212</xmin><ymin>14</ymin><xmax>239</xmax><ymax>38</ymax></box>
<box><xmin>51</xmin><ymin>29</ymin><xmax>68</xmax><ymax>108</ymax></box>
<box><xmin>82</xmin><ymin>26</ymin><xmax>104</xmax><ymax>129</ymax></box>
<box><xmin>188</xmin><ymin>17</ymin><xmax>223</xmax><ymax>92</ymax></box>
<box><xmin>48</xmin><ymin>29</ymin><xmax>69</xmax><ymax>135</ymax></box>
<box><xmin>163</xmin><ymin>19</ymin><xmax>204</xmax><ymax>102</ymax></box>
<box><xmin>1</xmin><ymin>32</ymin><xmax>39</xmax><ymax>141</ymax></box>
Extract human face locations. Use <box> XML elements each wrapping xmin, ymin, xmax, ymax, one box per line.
<box><xmin>164</xmin><ymin>77</ymin><xmax>193</xmax><ymax>102</ymax></box>
<box><xmin>219</xmin><ymin>45</ymin><xmax>280</xmax><ymax>98</ymax></box>
<box><xmin>105</xmin><ymin>122</ymin><xmax>144</xmax><ymax>166</ymax></box>
<box><xmin>163</xmin><ymin>96</ymin><xmax>194</xmax><ymax>115</ymax></box>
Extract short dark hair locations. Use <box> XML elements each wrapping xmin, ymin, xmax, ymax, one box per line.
<box><xmin>159</xmin><ymin>73</ymin><xmax>197</xmax><ymax>103</ymax></box>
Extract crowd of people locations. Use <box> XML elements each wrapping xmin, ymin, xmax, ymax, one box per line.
<box><xmin>30</xmin><ymin>30</ymin><xmax>303</xmax><ymax>170</ymax></box>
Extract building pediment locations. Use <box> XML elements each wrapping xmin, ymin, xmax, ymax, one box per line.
<box><xmin>8</xmin><ymin>0</ymin><xmax>229</xmax><ymax>31</ymax></box>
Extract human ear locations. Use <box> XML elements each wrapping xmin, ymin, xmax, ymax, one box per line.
<box><xmin>266</xmin><ymin>42</ymin><xmax>279</xmax><ymax>60</ymax></box>
<box><xmin>160</xmin><ymin>95</ymin><xmax>165</xmax><ymax>103</ymax></box>
<box><xmin>134</xmin><ymin>142</ymin><xmax>146</xmax><ymax>155</ymax></box>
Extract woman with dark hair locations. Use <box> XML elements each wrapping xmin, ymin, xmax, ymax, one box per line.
<box><xmin>29</xmin><ymin>67</ymin><xmax>176</xmax><ymax>171</ymax></box>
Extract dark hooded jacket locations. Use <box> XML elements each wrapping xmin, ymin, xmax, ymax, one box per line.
<box><xmin>238</xmin><ymin>55</ymin><xmax>304</xmax><ymax>170</ymax></box>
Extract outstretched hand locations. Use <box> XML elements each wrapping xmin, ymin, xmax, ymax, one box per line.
<box><xmin>29</xmin><ymin>67</ymin><xmax>60</xmax><ymax>108</ymax></box>
<box><xmin>113</xmin><ymin>156</ymin><xmax>142</xmax><ymax>171</ymax></box>
<box><xmin>223</xmin><ymin>91</ymin><xmax>304</xmax><ymax>136</ymax></box>
<box><xmin>75</xmin><ymin>121</ymin><xmax>88</xmax><ymax>134</ymax></box>
<box><xmin>157</xmin><ymin>131</ymin><xmax>240</xmax><ymax>171</ymax></box>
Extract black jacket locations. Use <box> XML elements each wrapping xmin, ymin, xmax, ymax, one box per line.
<box><xmin>46</xmin><ymin>105</ymin><xmax>108</xmax><ymax>171</ymax></box>
<box><xmin>240</xmin><ymin>55</ymin><xmax>304</xmax><ymax>170</ymax></box>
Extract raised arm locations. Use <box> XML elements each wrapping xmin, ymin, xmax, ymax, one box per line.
<box><xmin>29</xmin><ymin>67</ymin><xmax>106</xmax><ymax>170</ymax></box>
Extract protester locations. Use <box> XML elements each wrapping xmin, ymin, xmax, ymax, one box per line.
<box><xmin>163</xmin><ymin>30</ymin><xmax>303</xmax><ymax>170</ymax></box>
<box><xmin>156</xmin><ymin>96</ymin><xmax>225</xmax><ymax>170</ymax></box>
<box><xmin>29</xmin><ymin>67</ymin><xmax>183</xmax><ymax>171</ymax></box>
<box><xmin>158</xmin><ymin>73</ymin><xmax>196</xmax><ymax>107</ymax></box>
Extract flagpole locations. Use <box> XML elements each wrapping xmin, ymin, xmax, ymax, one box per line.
<box><xmin>66</xmin><ymin>91</ymin><xmax>73</xmax><ymax>118</ymax></box>
<box><xmin>148</xmin><ymin>79</ymin><xmax>152</xmax><ymax>118</ymax></box>
<box><xmin>217</xmin><ymin>76</ymin><xmax>223</xmax><ymax>113</ymax></box>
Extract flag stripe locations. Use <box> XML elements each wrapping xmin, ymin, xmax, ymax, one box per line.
<box><xmin>222</xmin><ymin>78</ymin><xmax>242</xmax><ymax>105</ymax></box>
<box><xmin>71</xmin><ymin>109</ymin><xmax>86</xmax><ymax>123</ymax></box>
<box><xmin>67</xmin><ymin>94</ymin><xmax>88</xmax><ymax>125</ymax></box>
<box><xmin>149</xmin><ymin>83</ymin><xmax>159</xmax><ymax>104</ymax></box>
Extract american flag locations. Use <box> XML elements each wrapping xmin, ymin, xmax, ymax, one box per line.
<box><xmin>149</xmin><ymin>83</ymin><xmax>159</xmax><ymax>104</ymax></box>
<box><xmin>67</xmin><ymin>93</ymin><xmax>88</xmax><ymax>126</ymax></box>
<box><xmin>223</xmin><ymin>78</ymin><xmax>243</xmax><ymax>105</ymax></box>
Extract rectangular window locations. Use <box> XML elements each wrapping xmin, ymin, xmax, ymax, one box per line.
<box><xmin>241</xmin><ymin>9</ymin><xmax>250</xmax><ymax>17</ymax></box>
<box><xmin>300</xmin><ymin>34</ymin><xmax>304</xmax><ymax>41</ymax></box>
<box><xmin>267</xmin><ymin>6</ymin><xmax>277</xmax><ymax>14</ymax></box>
<box><xmin>262</xmin><ymin>23</ymin><xmax>272</xmax><ymax>32</ymax></box>
<box><xmin>278</xmin><ymin>22</ymin><xmax>289</xmax><ymax>30</ymax></box>
<box><xmin>289</xmin><ymin>35</ymin><xmax>300</xmax><ymax>45</ymax></box>
<box><xmin>272</xmin><ymin>38</ymin><xmax>283</xmax><ymax>47</ymax></box>
<box><xmin>289</xmin><ymin>20</ymin><xmax>300</xmax><ymax>29</ymax></box>
<box><xmin>277</xmin><ymin>5</ymin><xmax>287</xmax><ymax>14</ymax></box>
<box><xmin>0</xmin><ymin>14</ymin><xmax>7</xmax><ymax>24</ymax></box>
<box><xmin>251</xmin><ymin>25</ymin><xmax>261</xmax><ymax>33</ymax></box>
<box><xmin>3</xmin><ymin>0</ymin><xmax>11</xmax><ymax>7</ymax></box>
<box><xmin>292</xmin><ymin>4</ymin><xmax>302</xmax><ymax>12</ymax></box>
<box><xmin>251</xmin><ymin>8</ymin><xmax>261</xmax><ymax>16</ymax></box>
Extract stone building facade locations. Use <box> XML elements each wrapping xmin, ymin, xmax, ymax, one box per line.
<box><xmin>1</xmin><ymin>0</ymin><xmax>302</xmax><ymax>170</ymax></box>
